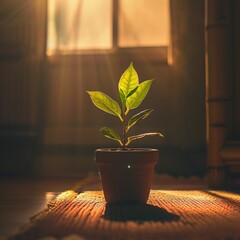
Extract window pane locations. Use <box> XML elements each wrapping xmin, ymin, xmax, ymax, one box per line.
<box><xmin>47</xmin><ymin>0</ymin><xmax>112</xmax><ymax>53</ymax></box>
<box><xmin>118</xmin><ymin>0</ymin><xmax>170</xmax><ymax>47</ymax></box>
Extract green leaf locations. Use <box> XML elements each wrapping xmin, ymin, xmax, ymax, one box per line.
<box><xmin>119</xmin><ymin>89</ymin><xmax>126</xmax><ymax>109</ymax></box>
<box><xmin>126</xmin><ymin>86</ymin><xmax>138</xmax><ymax>98</ymax></box>
<box><xmin>100</xmin><ymin>127</ymin><xmax>122</xmax><ymax>145</ymax></box>
<box><xmin>118</xmin><ymin>63</ymin><xmax>139</xmax><ymax>97</ymax></box>
<box><xmin>87</xmin><ymin>91</ymin><xmax>122</xmax><ymax>119</ymax></box>
<box><xmin>127</xmin><ymin>109</ymin><xmax>153</xmax><ymax>131</ymax></box>
<box><xmin>126</xmin><ymin>132</ymin><xmax>164</xmax><ymax>146</ymax></box>
<box><xmin>126</xmin><ymin>80</ymin><xmax>153</xmax><ymax>111</ymax></box>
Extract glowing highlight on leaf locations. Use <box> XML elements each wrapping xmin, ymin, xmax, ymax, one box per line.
<box><xmin>118</xmin><ymin>63</ymin><xmax>139</xmax><ymax>97</ymax></box>
<box><xmin>127</xmin><ymin>109</ymin><xmax>153</xmax><ymax>132</ymax></box>
<box><xmin>87</xmin><ymin>91</ymin><xmax>122</xmax><ymax>120</ymax></box>
<box><xmin>126</xmin><ymin>132</ymin><xmax>164</xmax><ymax>146</ymax></box>
<box><xmin>126</xmin><ymin>80</ymin><xmax>154</xmax><ymax>110</ymax></box>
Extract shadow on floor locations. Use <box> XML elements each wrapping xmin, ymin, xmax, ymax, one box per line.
<box><xmin>103</xmin><ymin>203</ymin><xmax>180</xmax><ymax>223</ymax></box>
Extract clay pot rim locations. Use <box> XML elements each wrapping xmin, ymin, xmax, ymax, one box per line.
<box><xmin>95</xmin><ymin>148</ymin><xmax>159</xmax><ymax>163</ymax></box>
<box><xmin>96</xmin><ymin>148</ymin><xmax>159</xmax><ymax>153</ymax></box>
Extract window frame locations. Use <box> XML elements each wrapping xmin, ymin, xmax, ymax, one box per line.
<box><xmin>46</xmin><ymin>0</ymin><xmax>171</xmax><ymax>64</ymax></box>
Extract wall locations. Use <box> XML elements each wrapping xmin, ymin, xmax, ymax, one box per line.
<box><xmin>233</xmin><ymin>0</ymin><xmax>240</xmax><ymax>138</ymax></box>
<box><xmin>0</xmin><ymin>0</ymin><xmax>46</xmax><ymax>176</ymax></box>
<box><xmin>0</xmin><ymin>0</ymin><xmax>206</xmax><ymax>177</ymax></box>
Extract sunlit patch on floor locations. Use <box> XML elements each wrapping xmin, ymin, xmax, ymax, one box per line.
<box><xmin>13</xmin><ymin>190</ymin><xmax>240</xmax><ymax>240</ymax></box>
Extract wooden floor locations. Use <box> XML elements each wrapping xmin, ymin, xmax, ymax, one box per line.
<box><xmin>5</xmin><ymin>174</ymin><xmax>240</xmax><ymax>240</ymax></box>
<box><xmin>0</xmin><ymin>177</ymin><xmax>79</xmax><ymax>240</ymax></box>
<box><xmin>0</xmin><ymin>174</ymin><xmax>207</xmax><ymax>240</ymax></box>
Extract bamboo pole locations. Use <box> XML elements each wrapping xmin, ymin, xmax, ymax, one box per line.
<box><xmin>205</xmin><ymin>0</ymin><xmax>233</xmax><ymax>188</ymax></box>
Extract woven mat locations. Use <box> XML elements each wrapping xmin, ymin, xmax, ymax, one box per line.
<box><xmin>12</xmin><ymin>188</ymin><xmax>240</xmax><ymax>240</ymax></box>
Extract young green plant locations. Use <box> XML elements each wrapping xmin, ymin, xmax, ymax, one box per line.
<box><xmin>87</xmin><ymin>63</ymin><xmax>163</xmax><ymax>149</ymax></box>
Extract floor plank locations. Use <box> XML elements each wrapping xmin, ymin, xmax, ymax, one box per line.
<box><xmin>0</xmin><ymin>178</ymin><xmax>79</xmax><ymax>239</ymax></box>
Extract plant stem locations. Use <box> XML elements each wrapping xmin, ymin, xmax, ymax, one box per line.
<box><xmin>122</xmin><ymin>107</ymin><xmax>127</xmax><ymax>149</ymax></box>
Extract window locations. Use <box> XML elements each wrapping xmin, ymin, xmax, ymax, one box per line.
<box><xmin>47</xmin><ymin>0</ymin><xmax>170</xmax><ymax>55</ymax></box>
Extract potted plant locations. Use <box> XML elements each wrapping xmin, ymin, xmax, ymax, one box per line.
<box><xmin>87</xmin><ymin>63</ymin><xmax>163</xmax><ymax>204</ymax></box>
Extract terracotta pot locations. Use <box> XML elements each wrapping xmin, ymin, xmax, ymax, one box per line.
<box><xmin>95</xmin><ymin>148</ymin><xmax>159</xmax><ymax>204</ymax></box>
